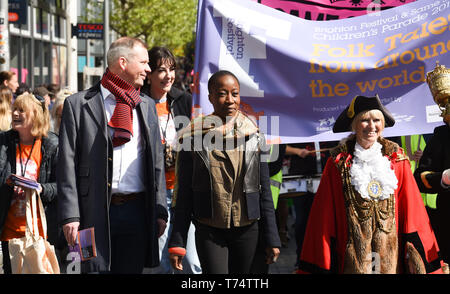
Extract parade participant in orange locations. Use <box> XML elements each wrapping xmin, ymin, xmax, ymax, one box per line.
<box><xmin>0</xmin><ymin>93</ymin><xmax>58</xmax><ymax>274</ymax></box>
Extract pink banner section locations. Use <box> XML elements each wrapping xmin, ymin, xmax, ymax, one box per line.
<box><xmin>252</xmin><ymin>0</ymin><xmax>416</xmax><ymax>20</ymax></box>
<box><xmin>10</xmin><ymin>67</ymin><xmax>29</xmax><ymax>83</ymax></box>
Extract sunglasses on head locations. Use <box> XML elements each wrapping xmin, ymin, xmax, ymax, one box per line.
<box><xmin>34</xmin><ymin>95</ymin><xmax>46</xmax><ymax>110</ymax></box>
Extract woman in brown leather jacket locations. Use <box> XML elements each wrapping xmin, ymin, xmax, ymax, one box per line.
<box><xmin>168</xmin><ymin>70</ymin><xmax>280</xmax><ymax>274</ymax></box>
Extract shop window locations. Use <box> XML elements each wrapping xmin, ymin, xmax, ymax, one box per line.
<box><xmin>59</xmin><ymin>45</ymin><xmax>67</xmax><ymax>87</ymax></box>
<box><xmin>52</xmin><ymin>15</ymin><xmax>66</xmax><ymax>43</ymax></box>
<box><xmin>52</xmin><ymin>45</ymin><xmax>60</xmax><ymax>85</ymax></box>
<box><xmin>34</xmin><ymin>8</ymin><xmax>42</xmax><ymax>36</ymax></box>
<box><xmin>10</xmin><ymin>37</ymin><xmax>19</xmax><ymax>74</ymax></box>
<box><xmin>9</xmin><ymin>36</ymin><xmax>31</xmax><ymax>85</ymax></box>
<box><xmin>51</xmin><ymin>45</ymin><xmax>67</xmax><ymax>87</ymax></box>
<box><xmin>43</xmin><ymin>42</ymin><xmax>51</xmax><ymax>85</ymax></box>
<box><xmin>22</xmin><ymin>38</ymin><xmax>31</xmax><ymax>85</ymax></box>
<box><xmin>9</xmin><ymin>6</ymin><xmax>31</xmax><ymax>36</ymax></box>
<box><xmin>56</xmin><ymin>0</ymin><xmax>67</xmax><ymax>9</ymax></box>
<box><xmin>53</xmin><ymin>15</ymin><xmax>60</xmax><ymax>40</ymax></box>
<box><xmin>42</xmin><ymin>10</ymin><xmax>50</xmax><ymax>40</ymax></box>
<box><xmin>33</xmin><ymin>8</ymin><xmax>50</xmax><ymax>40</ymax></box>
<box><xmin>33</xmin><ymin>40</ymin><xmax>42</xmax><ymax>86</ymax></box>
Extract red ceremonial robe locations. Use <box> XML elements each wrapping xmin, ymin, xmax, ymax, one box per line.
<box><xmin>298</xmin><ymin>138</ymin><xmax>444</xmax><ymax>274</ymax></box>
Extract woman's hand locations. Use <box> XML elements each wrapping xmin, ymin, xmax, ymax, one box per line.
<box><xmin>169</xmin><ymin>253</ymin><xmax>184</xmax><ymax>271</ymax></box>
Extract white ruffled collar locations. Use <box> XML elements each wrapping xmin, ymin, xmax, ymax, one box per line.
<box><xmin>349</xmin><ymin>142</ymin><xmax>398</xmax><ymax>200</ymax></box>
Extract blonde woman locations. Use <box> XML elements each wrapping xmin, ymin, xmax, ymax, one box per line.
<box><xmin>50</xmin><ymin>88</ymin><xmax>73</xmax><ymax>134</ymax></box>
<box><xmin>0</xmin><ymin>86</ymin><xmax>13</xmax><ymax>131</ymax></box>
<box><xmin>298</xmin><ymin>95</ymin><xmax>446</xmax><ymax>274</ymax></box>
<box><xmin>0</xmin><ymin>93</ymin><xmax>59</xmax><ymax>274</ymax></box>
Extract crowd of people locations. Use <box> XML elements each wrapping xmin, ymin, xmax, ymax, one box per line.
<box><xmin>0</xmin><ymin>36</ymin><xmax>448</xmax><ymax>275</ymax></box>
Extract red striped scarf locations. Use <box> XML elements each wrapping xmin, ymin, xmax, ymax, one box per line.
<box><xmin>101</xmin><ymin>68</ymin><xmax>142</xmax><ymax>147</ymax></box>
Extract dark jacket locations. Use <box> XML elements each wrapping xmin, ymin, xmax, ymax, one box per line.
<box><xmin>414</xmin><ymin>124</ymin><xmax>450</xmax><ymax>197</ymax></box>
<box><xmin>167</xmin><ymin>87</ymin><xmax>193</xmax><ymax>129</ymax></box>
<box><xmin>169</xmin><ymin>114</ymin><xmax>281</xmax><ymax>250</ymax></box>
<box><xmin>141</xmin><ymin>86</ymin><xmax>193</xmax><ymax>132</ymax></box>
<box><xmin>57</xmin><ymin>82</ymin><xmax>167</xmax><ymax>272</ymax></box>
<box><xmin>413</xmin><ymin>124</ymin><xmax>450</xmax><ymax>263</ymax></box>
<box><xmin>0</xmin><ymin>130</ymin><xmax>59</xmax><ymax>244</ymax></box>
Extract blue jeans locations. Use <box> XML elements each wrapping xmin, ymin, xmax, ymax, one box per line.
<box><xmin>145</xmin><ymin>189</ymin><xmax>202</xmax><ymax>274</ymax></box>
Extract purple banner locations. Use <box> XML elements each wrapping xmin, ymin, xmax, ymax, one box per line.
<box><xmin>192</xmin><ymin>0</ymin><xmax>449</xmax><ymax>143</ymax></box>
<box><xmin>252</xmin><ymin>0</ymin><xmax>416</xmax><ymax>20</ymax></box>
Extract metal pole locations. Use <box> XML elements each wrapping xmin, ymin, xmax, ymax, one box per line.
<box><xmin>85</xmin><ymin>38</ymin><xmax>90</xmax><ymax>88</ymax></box>
<box><xmin>0</xmin><ymin>0</ymin><xmax>10</xmax><ymax>71</ymax></box>
<box><xmin>103</xmin><ymin>0</ymin><xmax>109</xmax><ymax>70</ymax></box>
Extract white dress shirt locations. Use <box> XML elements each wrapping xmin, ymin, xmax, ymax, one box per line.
<box><xmin>101</xmin><ymin>85</ymin><xmax>146</xmax><ymax>194</ymax></box>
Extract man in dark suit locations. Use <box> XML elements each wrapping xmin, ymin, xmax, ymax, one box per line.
<box><xmin>57</xmin><ymin>37</ymin><xmax>167</xmax><ymax>273</ymax></box>
<box><xmin>414</xmin><ymin>122</ymin><xmax>450</xmax><ymax>265</ymax></box>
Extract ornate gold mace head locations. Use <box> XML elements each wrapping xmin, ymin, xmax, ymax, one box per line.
<box><xmin>427</xmin><ymin>61</ymin><xmax>450</xmax><ymax>123</ymax></box>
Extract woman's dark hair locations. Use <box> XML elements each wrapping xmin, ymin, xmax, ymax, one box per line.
<box><xmin>0</xmin><ymin>71</ymin><xmax>15</xmax><ymax>84</ymax></box>
<box><xmin>147</xmin><ymin>46</ymin><xmax>176</xmax><ymax>72</ymax></box>
<box><xmin>207</xmin><ymin>70</ymin><xmax>240</xmax><ymax>93</ymax></box>
<box><xmin>16</xmin><ymin>82</ymin><xmax>30</xmax><ymax>96</ymax></box>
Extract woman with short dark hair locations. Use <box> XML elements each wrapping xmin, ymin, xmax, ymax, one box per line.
<box><xmin>168</xmin><ymin>70</ymin><xmax>281</xmax><ymax>274</ymax></box>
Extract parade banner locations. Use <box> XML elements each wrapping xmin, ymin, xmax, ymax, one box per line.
<box><xmin>251</xmin><ymin>0</ymin><xmax>417</xmax><ymax>20</ymax></box>
<box><xmin>192</xmin><ymin>0</ymin><xmax>450</xmax><ymax>143</ymax></box>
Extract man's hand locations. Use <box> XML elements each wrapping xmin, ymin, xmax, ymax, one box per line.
<box><xmin>286</xmin><ymin>145</ymin><xmax>311</xmax><ymax>158</ymax></box>
<box><xmin>412</xmin><ymin>150</ymin><xmax>423</xmax><ymax>162</ymax></box>
<box><xmin>63</xmin><ymin>221</ymin><xmax>80</xmax><ymax>246</ymax></box>
<box><xmin>443</xmin><ymin>169</ymin><xmax>450</xmax><ymax>187</ymax></box>
<box><xmin>157</xmin><ymin>218</ymin><xmax>167</xmax><ymax>238</ymax></box>
<box><xmin>296</xmin><ymin>148</ymin><xmax>311</xmax><ymax>158</ymax></box>
<box><xmin>265</xmin><ymin>247</ymin><xmax>280</xmax><ymax>264</ymax></box>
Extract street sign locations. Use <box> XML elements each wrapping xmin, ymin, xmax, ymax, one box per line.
<box><xmin>72</xmin><ymin>23</ymin><xmax>104</xmax><ymax>39</ymax></box>
<box><xmin>8</xmin><ymin>0</ymin><xmax>27</xmax><ymax>25</ymax></box>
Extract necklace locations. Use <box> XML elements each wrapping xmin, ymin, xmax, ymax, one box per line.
<box><xmin>18</xmin><ymin>138</ymin><xmax>36</xmax><ymax>177</ymax></box>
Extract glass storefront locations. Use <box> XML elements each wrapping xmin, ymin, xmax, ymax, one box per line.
<box><xmin>9</xmin><ymin>1</ymin><xmax>68</xmax><ymax>89</ymax></box>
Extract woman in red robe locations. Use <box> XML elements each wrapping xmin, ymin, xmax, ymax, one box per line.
<box><xmin>298</xmin><ymin>95</ymin><xmax>446</xmax><ymax>274</ymax></box>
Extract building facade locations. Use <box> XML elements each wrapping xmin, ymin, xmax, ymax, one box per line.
<box><xmin>7</xmin><ymin>0</ymin><xmax>77</xmax><ymax>90</ymax></box>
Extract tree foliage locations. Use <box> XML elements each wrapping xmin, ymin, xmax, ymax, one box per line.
<box><xmin>110</xmin><ymin>0</ymin><xmax>198</xmax><ymax>56</ymax></box>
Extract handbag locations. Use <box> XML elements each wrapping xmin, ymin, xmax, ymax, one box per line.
<box><xmin>8</xmin><ymin>189</ymin><xmax>60</xmax><ymax>274</ymax></box>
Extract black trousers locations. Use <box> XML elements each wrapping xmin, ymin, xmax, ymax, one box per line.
<box><xmin>1</xmin><ymin>241</ymin><xmax>11</xmax><ymax>274</ymax></box>
<box><xmin>108</xmin><ymin>196</ymin><xmax>149</xmax><ymax>274</ymax></box>
<box><xmin>194</xmin><ymin>221</ymin><xmax>259</xmax><ymax>274</ymax></box>
<box><xmin>427</xmin><ymin>195</ymin><xmax>450</xmax><ymax>265</ymax></box>
<box><xmin>293</xmin><ymin>192</ymin><xmax>315</xmax><ymax>264</ymax></box>
<box><xmin>249</xmin><ymin>221</ymin><xmax>269</xmax><ymax>274</ymax></box>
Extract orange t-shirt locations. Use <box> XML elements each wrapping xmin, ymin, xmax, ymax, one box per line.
<box><xmin>155</xmin><ymin>100</ymin><xmax>176</xmax><ymax>190</ymax></box>
<box><xmin>1</xmin><ymin>139</ymin><xmax>45</xmax><ymax>241</ymax></box>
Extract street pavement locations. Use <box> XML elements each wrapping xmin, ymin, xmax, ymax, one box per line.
<box><xmin>0</xmin><ymin>212</ymin><xmax>299</xmax><ymax>275</ymax></box>
<box><xmin>269</xmin><ymin>212</ymin><xmax>298</xmax><ymax>274</ymax></box>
